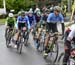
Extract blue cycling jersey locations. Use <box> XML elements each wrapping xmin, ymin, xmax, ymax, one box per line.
<box><xmin>17</xmin><ymin>16</ymin><xmax>30</xmax><ymax>29</ymax></box>
<box><xmin>47</xmin><ymin>13</ymin><xmax>64</xmax><ymax>23</ymax></box>
<box><xmin>28</xmin><ymin>15</ymin><xmax>36</xmax><ymax>26</ymax></box>
<box><xmin>17</xmin><ymin>16</ymin><xmax>28</xmax><ymax>23</ymax></box>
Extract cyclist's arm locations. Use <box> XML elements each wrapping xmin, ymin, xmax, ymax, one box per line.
<box><xmin>40</xmin><ymin>15</ymin><xmax>43</xmax><ymax>22</ymax></box>
<box><xmin>13</xmin><ymin>18</ymin><xmax>16</xmax><ymax>28</ymax></box>
<box><xmin>67</xmin><ymin>29</ymin><xmax>75</xmax><ymax>41</ymax></box>
<box><xmin>33</xmin><ymin>16</ymin><xmax>36</xmax><ymax>25</ymax></box>
<box><xmin>59</xmin><ymin>13</ymin><xmax>64</xmax><ymax>23</ymax></box>
<box><xmin>15</xmin><ymin>22</ymin><xmax>18</xmax><ymax>29</ymax></box>
<box><xmin>25</xmin><ymin>16</ymin><xmax>30</xmax><ymax>29</ymax></box>
<box><xmin>47</xmin><ymin>13</ymin><xmax>52</xmax><ymax>23</ymax></box>
<box><xmin>16</xmin><ymin>16</ymin><xmax>20</xmax><ymax>23</ymax></box>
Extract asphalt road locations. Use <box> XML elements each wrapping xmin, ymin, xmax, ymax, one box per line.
<box><xmin>0</xmin><ymin>25</ymin><xmax>64</xmax><ymax>65</ymax></box>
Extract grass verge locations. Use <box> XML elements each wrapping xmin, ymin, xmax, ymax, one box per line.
<box><xmin>0</xmin><ymin>19</ymin><xmax>6</xmax><ymax>25</ymax></box>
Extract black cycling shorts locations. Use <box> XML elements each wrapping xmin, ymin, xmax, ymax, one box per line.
<box><xmin>7</xmin><ymin>23</ymin><xmax>14</xmax><ymax>28</ymax></box>
<box><xmin>18</xmin><ymin>23</ymin><xmax>26</xmax><ymax>30</ymax></box>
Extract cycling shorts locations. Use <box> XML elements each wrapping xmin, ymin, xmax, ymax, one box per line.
<box><xmin>18</xmin><ymin>23</ymin><xmax>26</xmax><ymax>30</ymax></box>
<box><xmin>7</xmin><ymin>23</ymin><xmax>14</xmax><ymax>28</ymax></box>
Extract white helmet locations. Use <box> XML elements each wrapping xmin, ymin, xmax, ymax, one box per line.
<box><xmin>8</xmin><ymin>13</ymin><xmax>14</xmax><ymax>17</ymax></box>
<box><xmin>35</xmin><ymin>8</ymin><xmax>40</xmax><ymax>13</ymax></box>
<box><xmin>25</xmin><ymin>11</ymin><xmax>28</xmax><ymax>14</ymax></box>
<box><xmin>28</xmin><ymin>10</ymin><xmax>33</xmax><ymax>14</ymax></box>
<box><xmin>36</xmin><ymin>8</ymin><xmax>40</xmax><ymax>11</ymax></box>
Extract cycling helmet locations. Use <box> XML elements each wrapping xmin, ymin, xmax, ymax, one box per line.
<box><xmin>25</xmin><ymin>11</ymin><xmax>28</xmax><ymax>14</ymax></box>
<box><xmin>8</xmin><ymin>13</ymin><xmax>14</xmax><ymax>17</ymax></box>
<box><xmin>18</xmin><ymin>11</ymin><xmax>21</xmax><ymax>15</ymax></box>
<box><xmin>54</xmin><ymin>6</ymin><xmax>61</xmax><ymax>12</ymax></box>
<box><xmin>28</xmin><ymin>10</ymin><xmax>33</xmax><ymax>14</ymax></box>
<box><xmin>21</xmin><ymin>11</ymin><xmax>25</xmax><ymax>16</ymax></box>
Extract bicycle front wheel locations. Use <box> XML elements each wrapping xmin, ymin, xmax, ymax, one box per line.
<box><xmin>17</xmin><ymin>42</ymin><xmax>23</xmax><ymax>54</ymax></box>
<box><xmin>57</xmin><ymin>52</ymin><xmax>64</xmax><ymax>65</ymax></box>
<box><xmin>47</xmin><ymin>42</ymin><xmax>59</xmax><ymax>63</ymax></box>
<box><xmin>17</xmin><ymin>37</ymin><xmax>23</xmax><ymax>54</ymax></box>
<box><xmin>5</xmin><ymin>32</ymin><xmax>11</xmax><ymax>48</ymax></box>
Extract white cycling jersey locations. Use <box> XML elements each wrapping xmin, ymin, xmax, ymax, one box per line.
<box><xmin>69</xmin><ymin>24</ymin><xmax>75</xmax><ymax>30</ymax></box>
<box><xmin>68</xmin><ymin>24</ymin><xmax>75</xmax><ymax>40</ymax></box>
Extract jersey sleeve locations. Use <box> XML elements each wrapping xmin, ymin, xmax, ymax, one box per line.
<box><xmin>59</xmin><ymin>13</ymin><xmax>64</xmax><ymax>23</ymax></box>
<box><xmin>68</xmin><ymin>29</ymin><xmax>75</xmax><ymax>40</ymax></box>
<box><xmin>17</xmin><ymin>16</ymin><xmax>20</xmax><ymax>23</ymax></box>
<box><xmin>25</xmin><ymin>16</ymin><xmax>30</xmax><ymax>29</ymax></box>
<box><xmin>47</xmin><ymin>13</ymin><xmax>52</xmax><ymax>23</ymax></box>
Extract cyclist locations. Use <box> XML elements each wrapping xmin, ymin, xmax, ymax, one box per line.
<box><xmin>44</xmin><ymin>6</ymin><xmax>64</xmax><ymax>55</ymax></box>
<box><xmin>40</xmin><ymin>10</ymin><xmax>49</xmax><ymax>26</ymax></box>
<box><xmin>5</xmin><ymin>13</ymin><xmax>15</xmax><ymax>38</ymax></box>
<box><xmin>50</xmin><ymin>5</ymin><xmax>54</xmax><ymax>13</ymax></box>
<box><xmin>27</xmin><ymin>10</ymin><xmax>36</xmax><ymax>33</ymax></box>
<box><xmin>15</xmin><ymin>11</ymin><xmax>30</xmax><ymax>48</ymax></box>
<box><xmin>63</xmin><ymin>23</ymin><xmax>75</xmax><ymax>65</ymax></box>
<box><xmin>5</xmin><ymin>13</ymin><xmax>15</xmax><ymax>47</ymax></box>
<box><xmin>34</xmin><ymin>7</ymin><xmax>41</xmax><ymax>23</ymax></box>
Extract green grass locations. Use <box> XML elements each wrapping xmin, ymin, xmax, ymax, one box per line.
<box><xmin>0</xmin><ymin>19</ymin><xmax>6</xmax><ymax>24</ymax></box>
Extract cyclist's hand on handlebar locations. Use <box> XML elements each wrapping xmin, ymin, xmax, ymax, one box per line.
<box><xmin>23</xmin><ymin>27</ymin><xmax>27</xmax><ymax>31</ymax></box>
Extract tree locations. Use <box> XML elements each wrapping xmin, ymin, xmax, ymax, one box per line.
<box><xmin>0</xmin><ymin>0</ymin><xmax>36</xmax><ymax>13</ymax></box>
<box><xmin>0</xmin><ymin>0</ymin><xmax>3</xmax><ymax>8</ymax></box>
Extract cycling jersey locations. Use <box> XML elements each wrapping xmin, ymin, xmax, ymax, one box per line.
<box><xmin>65</xmin><ymin>24</ymin><xmax>75</xmax><ymax>32</ymax></box>
<box><xmin>41</xmin><ymin>14</ymin><xmax>48</xmax><ymax>23</ymax></box>
<box><xmin>6</xmin><ymin>17</ymin><xmax>15</xmax><ymax>26</ymax></box>
<box><xmin>28</xmin><ymin>15</ymin><xmax>36</xmax><ymax>27</ymax></box>
<box><xmin>47</xmin><ymin>13</ymin><xmax>64</xmax><ymax>23</ymax></box>
<box><xmin>17</xmin><ymin>16</ymin><xmax>30</xmax><ymax>29</ymax></box>
<box><xmin>67</xmin><ymin>24</ymin><xmax>75</xmax><ymax>40</ymax></box>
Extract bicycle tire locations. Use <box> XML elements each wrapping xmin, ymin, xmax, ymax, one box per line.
<box><xmin>6</xmin><ymin>39</ymin><xmax>10</xmax><ymax>48</ymax></box>
<box><xmin>19</xmin><ymin>43</ymin><xmax>23</xmax><ymax>54</ymax></box>
<box><xmin>47</xmin><ymin>42</ymin><xmax>59</xmax><ymax>63</ymax></box>
<box><xmin>57</xmin><ymin>52</ymin><xmax>64</xmax><ymax>65</ymax></box>
<box><xmin>17</xmin><ymin>42</ymin><xmax>23</xmax><ymax>54</ymax></box>
<box><xmin>53</xmin><ymin>42</ymin><xmax>59</xmax><ymax>63</ymax></box>
<box><xmin>17</xmin><ymin>37</ymin><xmax>23</xmax><ymax>54</ymax></box>
<box><xmin>6</xmin><ymin>31</ymin><xmax>11</xmax><ymax>48</ymax></box>
<box><xmin>24</xmin><ymin>38</ymin><xmax>28</xmax><ymax>46</ymax></box>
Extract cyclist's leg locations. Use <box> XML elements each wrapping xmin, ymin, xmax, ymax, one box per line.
<box><xmin>44</xmin><ymin>23</ymin><xmax>51</xmax><ymax>53</ymax></box>
<box><xmin>52</xmin><ymin>23</ymin><xmax>58</xmax><ymax>33</ymax></box>
<box><xmin>5</xmin><ymin>23</ymin><xmax>11</xmax><ymax>38</ymax></box>
<box><xmin>44</xmin><ymin>33</ymin><xmax>50</xmax><ymax>51</ymax></box>
<box><xmin>22</xmin><ymin>23</ymin><xmax>28</xmax><ymax>38</ymax></box>
<box><xmin>63</xmin><ymin>40</ymin><xmax>71</xmax><ymax>65</ymax></box>
<box><xmin>15</xmin><ymin>23</ymin><xmax>21</xmax><ymax>45</ymax></box>
<box><xmin>5</xmin><ymin>23</ymin><xmax>14</xmax><ymax>37</ymax></box>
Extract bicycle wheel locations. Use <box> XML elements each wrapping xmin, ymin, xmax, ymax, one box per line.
<box><xmin>6</xmin><ymin>38</ymin><xmax>10</xmax><ymax>48</ymax></box>
<box><xmin>57</xmin><ymin>52</ymin><xmax>64</xmax><ymax>65</ymax></box>
<box><xmin>24</xmin><ymin>34</ymin><xmax>29</xmax><ymax>47</ymax></box>
<box><xmin>6</xmin><ymin>31</ymin><xmax>11</xmax><ymax>48</ymax></box>
<box><xmin>17</xmin><ymin>37</ymin><xmax>23</xmax><ymax>54</ymax></box>
<box><xmin>47</xmin><ymin>42</ymin><xmax>59</xmax><ymax>63</ymax></box>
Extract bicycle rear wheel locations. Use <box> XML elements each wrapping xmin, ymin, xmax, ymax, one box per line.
<box><xmin>6</xmin><ymin>39</ymin><xmax>10</xmax><ymax>48</ymax></box>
